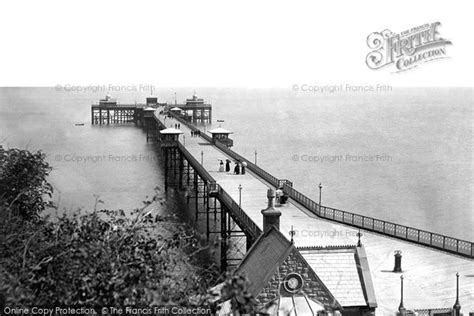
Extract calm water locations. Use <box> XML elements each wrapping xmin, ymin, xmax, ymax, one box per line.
<box><xmin>0</xmin><ymin>87</ymin><xmax>472</xmax><ymax>240</ymax></box>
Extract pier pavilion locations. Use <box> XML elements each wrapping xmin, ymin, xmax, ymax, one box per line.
<box><xmin>170</xmin><ymin>93</ymin><xmax>212</xmax><ymax>123</ymax></box>
<box><xmin>208</xmin><ymin>127</ymin><xmax>234</xmax><ymax>148</ymax></box>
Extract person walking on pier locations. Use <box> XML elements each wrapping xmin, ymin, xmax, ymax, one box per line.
<box><xmin>219</xmin><ymin>160</ymin><xmax>224</xmax><ymax>172</ymax></box>
<box><xmin>225</xmin><ymin>159</ymin><xmax>231</xmax><ymax>172</ymax></box>
<box><xmin>241</xmin><ymin>161</ymin><xmax>247</xmax><ymax>174</ymax></box>
<box><xmin>275</xmin><ymin>187</ymin><xmax>283</xmax><ymax>205</ymax></box>
<box><xmin>234</xmin><ymin>161</ymin><xmax>240</xmax><ymax>175</ymax></box>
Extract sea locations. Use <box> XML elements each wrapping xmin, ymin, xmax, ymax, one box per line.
<box><xmin>0</xmin><ymin>87</ymin><xmax>472</xmax><ymax>241</ymax></box>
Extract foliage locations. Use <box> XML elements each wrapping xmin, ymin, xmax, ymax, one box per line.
<box><xmin>0</xmin><ymin>146</ymin><xmax>53</xmax><ymax>220</ymax></box>
<box><xmin>0</xmin><ymin>146</ymin><xmax>258</xmax><ymax>312</ymax></box>
<box><xmin>0</xmin><ymin>206</ymin><xmax>220</xmax><ymax>307</ymax></box>
<box><xmin>218</xmin><ymin>273</ymin><xmax>259</xmax><ymax>315</ymax></box>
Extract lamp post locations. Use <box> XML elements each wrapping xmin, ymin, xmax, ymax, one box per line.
<box><xmin>238</xmin><ymin>184</ymin><xmax>242</xmax><ymax>208</ymax></box>
<box><xmin>318</xmin><ymin>183</ymin><xmax>322</xmax><ymax>213</ymax></box>
<box><xmin>453</xmin><ymin>272</ymin><xmax>461</xmax><ymax>316</ymax></box>
<box><xmin>201</xmin><ymin>151</ymin><xmax>204</xmax><ymax>165</ymax></box>
<box><xmin>254</xmin><ymin>150</ymin><xmax>258</xmax><ymax>165</ymax></box>
<box><xmin>398</xmin><ymin>275</ymin><xmax>406</xmax><ymax>315</ymax></box>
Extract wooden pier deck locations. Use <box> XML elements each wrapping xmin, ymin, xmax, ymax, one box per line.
<box><xmin>157</xmin><ymin>112</ymin><xmax>474</xmax><ymax>314</ymax></box>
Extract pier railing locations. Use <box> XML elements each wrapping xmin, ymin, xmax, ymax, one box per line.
<box><xmin>167</xmin><ymin>112</ymin><xmax>474</xmax><ymax>259</ymax></box>
<box><xmin>169</xmin><ymin>113</ymin><xmax>281</xmax><ymax>185</ymax></box>
<box><xmin>282</xmin><ymin>183</ymin><xmax>473</xmax><ymax>258</ymax></box>
<box><xmin>177</xmin><ymin>142</ymin><xmax>262</xmax><ymax>241</ymax></box>
<box><xmin>178</xmin><ymin>143</ymin><xmax>214</xmax><ymax>183</ymax></box>
<box><xmin>217</xmin><ymin>185</ymin><xmax>262</xmax><ymax>240</ymax></box>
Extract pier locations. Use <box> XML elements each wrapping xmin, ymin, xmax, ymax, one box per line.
<box><xmin>92</xmin><ymin>96</ymin><xmax>474</xmax><ymax>314</ymax></box>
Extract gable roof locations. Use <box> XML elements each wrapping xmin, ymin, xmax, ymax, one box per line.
<box><xmin>298</xmin><ymin>245</ymin><xmax>377</xmax><ymax>308</ymax></box>
<box><xmin>234</xmin><ymin>227</ymin><xmax>342</xmax><ymax>310</ymax></box>
<box><xmin>234</xmin><ymin>226</ymin><xmax>292</xmax><ymax>296</ymax></box>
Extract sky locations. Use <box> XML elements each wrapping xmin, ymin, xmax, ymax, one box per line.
<box><xmin>0</xmin><ymin>0</ymin><xmax>472</xmax><ymax>88</ymax></box>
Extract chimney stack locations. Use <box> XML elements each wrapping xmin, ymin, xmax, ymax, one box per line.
<box><xmin>261</xmin><ymin>188</ymin><xmax>281</xmax><ymax>233</ymax></box>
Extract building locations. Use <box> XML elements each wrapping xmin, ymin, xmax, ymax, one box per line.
<box><xmin>176</xmin><ymin>92</ymin><xmax>212</xmax><ymax>123</ymax></box>
<box><xmin>213</xmin><ymin>189</ymin><xmax>377</xmax><ymax>315</ymax></box>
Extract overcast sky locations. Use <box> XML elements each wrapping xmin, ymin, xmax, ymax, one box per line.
<box><xmin>0</xmin><ymin>0</ymin><xmax>472</xmax><ymax>87</ymax></box>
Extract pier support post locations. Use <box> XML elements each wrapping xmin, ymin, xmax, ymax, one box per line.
<box><xmin>206</xmin><ymin>184</ymin><xmax>210</xmax><ymax>241</ymax></box>
<box><xmin>220</xmin><ymin>207</ymin><xmax>228</xmax><ymax>272</ymax></box>
<box><xmin>164</xmin><ymin>149</ymin><xmax>169</xmax><ymax>191</ymax></box>
<box><xmin>178</xmin><ymin>154</ymin><xmax>184</xmax><ymax>189</ymax></box>
<box><xmin>194</xmin><ymin>170</ymin><xmax>198</xmax><ymax>219</ymax></box>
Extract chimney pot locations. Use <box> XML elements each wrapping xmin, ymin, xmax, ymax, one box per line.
<box><xmin>262</xmin><ymin>188</ymin><xmax>281</xmax><ymax>232</ymax></box>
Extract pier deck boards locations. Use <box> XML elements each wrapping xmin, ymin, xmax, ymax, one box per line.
<box><xmin>158</xmin><ymin>113</ymin><xmax>474</xmax><ymax>314</ymax></box>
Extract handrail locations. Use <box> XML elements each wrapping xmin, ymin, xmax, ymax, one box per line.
<box><xmin>156</xmin><ymin>113</ymin><xmax>262</xmax><ymax>242</ymax></box>
<box><xmin>178</xmin><ymin>143</ymin><xmax>214</xmax><ymax>184</ymax></box>
<box><xmin>167</xmin><ymin>112</ymin><xmax>474</xmax><ymax>258</ymax></box>
<box><xmin>217</xmin><ymin>185</ymin><xmax>262</xmax><ymax>240</ymax></box>
<box><xmin>282</xmin><ymin>182</ymin><xmax>473</xmax><ymax>258</ymax></box>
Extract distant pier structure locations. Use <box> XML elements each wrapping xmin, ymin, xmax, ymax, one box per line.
<box><xmin>91</xmin><ymin>94</ymin><xmax>145</xmax><ymax>125</ymax></box>
<box><xmin>169</xmin><ymin>92</ymin><xmax>212</xmax><ymax>123</ymax></box>
<box><xmin>91</xmin><ymin>92</ymin><xmax>212</xmax><ymax>125</ymax></box>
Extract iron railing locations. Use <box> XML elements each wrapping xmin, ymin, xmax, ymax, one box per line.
<box><xmin>178</xmin><ymin>143</ymin><xmax>214</xmax><ymax>183</ymax></box>
<box><xmin>217</xmin><ymin>185</ymin><xmax>262</xmax><ymax>240</ymax></box>
<box><xmin>282</xmin><ymin>183</ymin><xmax>473</xmax><ymax>258</ymax></box>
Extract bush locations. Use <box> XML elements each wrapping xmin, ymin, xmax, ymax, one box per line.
<box><xmin>0</xmin><ymin>207</ymin><xmax>218</xmax><ymax>307</ymax></box>
<box><xmin>0</xmin><ymin>146</ymin><xmax>53</xmax><ymax>220</ymax></box>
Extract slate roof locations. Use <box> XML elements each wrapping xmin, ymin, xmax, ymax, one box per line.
<box><xmin>213</xmin><ymin>227</ymin><xmax>376</xmax><ymax>315</ymax></box>
<box><xmin>299</xmin><ymin>246</ymin><xmax>377</xmax><ymax>308</ymax></box>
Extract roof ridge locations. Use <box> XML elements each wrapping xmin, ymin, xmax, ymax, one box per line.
<box><xmin>297</xmin><ymin>244</ymin><xmax>358</xmax><ymax>250</ymax></box>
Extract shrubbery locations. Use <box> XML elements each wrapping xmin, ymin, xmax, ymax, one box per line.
<box><xmin>0</xmin><ymin>146</ymin><xmax>257</xmax><ymax>314</ymax></box>
<box><xmin>0</xmin><ymin>207</ymin><xmax>217</xmax><ymax>307</ymax></box>
<box><xmin>0</xmin><ymin>145</ymin><xmax>53</xmax><ymax>220</ymax></box>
